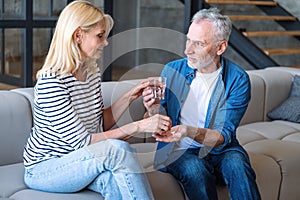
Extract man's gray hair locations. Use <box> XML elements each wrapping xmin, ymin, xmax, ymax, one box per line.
<box><xmin>192</xmin><ymin>7</ymin><xmax>232</xmax><ymax>41</ymax></box>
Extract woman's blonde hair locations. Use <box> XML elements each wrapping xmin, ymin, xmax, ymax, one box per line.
<box><xmin>37</xmin><ymin>0</ymin><xmax>113</xmax><ymax>78</ymax></box>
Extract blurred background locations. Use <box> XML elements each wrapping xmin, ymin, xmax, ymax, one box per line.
<box><xmin>0</xmin><ymin>0</ymin><xmax>299</xmax><ymax>89</ymax></box>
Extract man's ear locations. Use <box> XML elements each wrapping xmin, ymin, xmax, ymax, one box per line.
<box><xmin>217</xmin><ymin>40</ymin><xmax>228</xmax><ymax>56</ymax></box>
<box><xmin>74</xmin><ymin>28</ymin><xmax>83</xmax><ymax>44</ymax></box>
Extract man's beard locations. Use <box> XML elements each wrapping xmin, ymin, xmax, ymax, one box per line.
<box><xmin>187</xmin><ymin>55</ymin><xmax>216</xmax><ymax>70</ymax></box>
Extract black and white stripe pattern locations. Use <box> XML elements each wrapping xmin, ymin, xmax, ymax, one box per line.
<box><xmin>23</xmin><ymin>70</ymin><xmax>103</xmax><ymax>168</ymax></box>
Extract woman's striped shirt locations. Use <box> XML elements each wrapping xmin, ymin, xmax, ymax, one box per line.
<box><xmin>23</xmin><ymin>69</ymin><xmax>103</xmax><ymax>168</ymax></box>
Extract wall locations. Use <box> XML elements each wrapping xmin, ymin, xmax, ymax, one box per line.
<box><xmin>2</xmin><ymin>0</ymin><xmax>299</xmax><ymax>82</ymax></box>
<box><xmin>215</xmin><ymin>0</ymin><xmax>300</xmax><ymax>68</ymax></box>
<box><xmin>277</xmin><ymin>0</ymin><xmax>300</xmax><ymax>19</ymax></box>
<box><xmin>111</xmin><ymin>0</ymin><xmax>300</xmax><ymax>73</ymax></box>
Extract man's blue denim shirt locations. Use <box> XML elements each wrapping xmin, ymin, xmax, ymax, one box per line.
<box><xmin>155</xmin><ymin>57</ymin><xmax>251</xmax><ymax>169</ymax></box>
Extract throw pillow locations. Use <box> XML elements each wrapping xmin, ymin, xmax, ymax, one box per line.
<box><xmin>267</xmin><ymin>75</ymin><xmax>300</xmax><ymax>123</ymax></box>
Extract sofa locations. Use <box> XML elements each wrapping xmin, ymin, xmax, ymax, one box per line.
<box><xmin>1</xmin><ymin>67</ymin><xmax>300</xmax><ymax>200</ymax></box>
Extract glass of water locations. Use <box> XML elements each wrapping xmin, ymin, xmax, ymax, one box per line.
<box><xmin>148</xmin><ymin>77</ymin><xmax>167</xmax><ymax>116</ymax></box>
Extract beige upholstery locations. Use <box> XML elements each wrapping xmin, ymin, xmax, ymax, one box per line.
<box><xmin>237</xmin><ymin>67</ymin><xmax>300</xmax><ymax>200</ymax></box>
<box><xmin>1</xmin><ymin>67</ymin><xmax>300</xmax><ymax>199</ymax></box>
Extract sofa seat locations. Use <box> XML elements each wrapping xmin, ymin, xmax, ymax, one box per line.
<box><xmin>1</xmin><ymin>159</ymin><xmax>186</xmax><ymax>200</ymax></box>
<box><xmin>237</xmin><ymin>120</ymin><xmax>300</xmax><ymax>200</ymax></box>
<box><xmin>0</xmin><ymin>163</ymin><xmax>26</xmax><ymax>198</ymax></box>
<box><xmin>238</xmin><ymin>121</ymin><xmax>300</xmax><ymax>145</ymax></box>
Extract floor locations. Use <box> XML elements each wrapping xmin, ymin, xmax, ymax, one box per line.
<box><xmin>0</xmin><ymin>82</ymin><xmax>18</xmax><ymax>90</ymax></box>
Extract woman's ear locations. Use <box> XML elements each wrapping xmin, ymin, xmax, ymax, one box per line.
<box><xmin>74</xmin><ymin>28</ymin><xmax>83</xmax><ymax>44</ymax></box>
<box><xmin>217</xmin><ymin>40</ymin><xmax>228</xmax><ymax>56</ymax></box>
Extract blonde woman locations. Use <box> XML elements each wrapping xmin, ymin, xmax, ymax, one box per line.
<box><xmin>23</xmin><ymin>1</ymin><xmax>171</xmax><ymax>199</ymax></box>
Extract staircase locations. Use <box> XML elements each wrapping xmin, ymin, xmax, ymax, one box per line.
<box><xmin>183</xmin><ymin>0</ymin><xmax>300</xmax><ymax>69</ymax></box>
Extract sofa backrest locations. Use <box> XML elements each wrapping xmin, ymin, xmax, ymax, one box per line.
<box><xmin>251</xmin><ymin>69</ymin><xmax>293</xmax><ymax>121</ymax></box>
<box><xmin>240</xmin><ymin>72</ymin><xmax>265</xmax><ymax>125</ymax></box>
<box><xmin>101</xmin><ymin>79</ymin><xmax>147</xmax><ymax>143</ymax></box>
<box><xmin>101</xmin><ymin>79</ymin><xmax>146</xmax><ymax>125</ymax></box>
<box><xmin>240</xmin><ymin>67</ymin><xmax>298</xmax><ymax>125</ymax></box>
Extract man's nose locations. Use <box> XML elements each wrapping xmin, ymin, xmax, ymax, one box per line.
<box><xmin>185</xmin><ymin>42</ymin><xmax>194</xmax><ymax>54</ymax></box>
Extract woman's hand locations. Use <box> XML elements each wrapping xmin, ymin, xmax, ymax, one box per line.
<box><xmin>142</xmin><ymin>87</ymin><xmax>155</xmax><ymax>112</ymax></box>
<box><xmin>136</xmin><ymin>114</ymin><xmax>172</xmax><ymax>135</ymax></box>
<box><xmin>127</xmin><ymin>79</ymin><xmax>150</xmax><ymax>103</ymax></box>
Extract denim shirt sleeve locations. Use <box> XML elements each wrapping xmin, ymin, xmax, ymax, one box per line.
<box><xmin>160</xmin><ymin>58</ymin><xmax>194</xmax><ymax>126</ymax></box>
<box><xmin>208</xmin><ymin>61</ymin><xmax>251</xmax><ymax>153</ymax></box>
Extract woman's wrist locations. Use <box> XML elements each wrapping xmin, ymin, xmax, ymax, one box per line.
<box><xmin>132</xmin><ymin>121</ymin><xmax>141</xmax><ymax>134</ymax></box>
<box><xmin>123</xmin><ymin>90</ymin><xmax>134</xmax><ymax>105</ymax></box>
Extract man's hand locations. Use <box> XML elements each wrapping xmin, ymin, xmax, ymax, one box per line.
<box><xmin>153</xmin><ymin>125</ymin><xmax>197</xmax><ymax>142</ymax></box>
<box><xmin>142</xmin><ymin>87</ymin><xmax>155</xmax><ymax>112</ymax></box>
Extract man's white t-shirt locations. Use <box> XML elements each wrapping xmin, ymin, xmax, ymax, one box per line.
<box><xmin>176</xmin><ymin>68</ymin><xmax>221</xmax><ymax>150</ymax></box>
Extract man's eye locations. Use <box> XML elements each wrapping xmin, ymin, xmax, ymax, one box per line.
<box><xmin>195</xmin><ymin>42</ymin><xmax>201</xmax><ymax>46</ymax></box>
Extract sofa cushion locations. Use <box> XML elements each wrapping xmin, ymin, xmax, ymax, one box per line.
<box><xmin>147</xmin><ymin>171</ymin><xmax>186</xmax><ymax>200</ymax></box>
<box><xmin>237</xmin><ymin>121</ymin><xmax>300</xmax><ymax>145</ymax></box>
<box><xmin>1</xmin><ymin>143</ymin><xmax>186</xmax><ymax>200</ymax></box>
<box><xmin>243</xmin><ymin>139</ymin><xmax>300</xmax><ymax>200</ymax></box>
<box><xmin>10</xmin><ymin>189</ymin><xmax>101</xmax><ymax>200</ymax></box>
<box><xmin>0</xmin><ymin>163</ymin><xmax>27</xmax><ymax>198</ymax></box>
<box><xmin>7</xmin><ymin>171</ymin><xmax>187</xmax><ymax>200</ymax></box>
<box><xmin>267</xmin><ymin>75</ymin><xmax>300</xmax><ymax>122</ymax></box>
<box><xmin>249</xmin><ymin>69</ymin><xmax>293</xmax><ymax>121</ymax></box>
<box><xmin>247</xmin><ymin>152</ymin><xmax>281</xmax><ymax>200</ymax></box>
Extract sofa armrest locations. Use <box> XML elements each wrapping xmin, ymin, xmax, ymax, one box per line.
<box><xmin>0</xmin><ymin>91</ymin><xmax>32</xmax><ymax>165</ymax></box>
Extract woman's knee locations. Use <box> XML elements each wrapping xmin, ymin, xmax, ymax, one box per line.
<box><xmin>106</xmin><ymin>139</ymin><xmax>133</xmax><ymax>151</ymax></box>
<box><xmin>88</xmin><ymin>139</ymin><xmax>136</xmax><ymax>162</ymax></box>
<box><xmin>91</xmin><ymin>139</ymin><xmax>133</xmax><ymax>153</ymax></box>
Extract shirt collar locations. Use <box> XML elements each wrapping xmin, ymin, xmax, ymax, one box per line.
<box><xmin>185</xmin><ymin>57</ymin><xmax>225</xmax><ymax>83</ymax></box>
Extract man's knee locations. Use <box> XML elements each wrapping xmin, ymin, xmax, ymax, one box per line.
<box><xmin>220</xmin><ymin>151</ymin><xmax>255</xmax><ymax>180</ymax></box>
<box><xmin>168</xmin><ymin>155</ymin><xmax>211</xmax><ymax>181</ymax></box>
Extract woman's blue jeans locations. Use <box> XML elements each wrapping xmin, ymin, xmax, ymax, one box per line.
<box><xmin>165</xmin><ymin>148</ymin><xmax>261</xmax><ymax>200</ymax></box>
<box><xmin>24</xmin><ymin>139</ymin><xmax>154</xmax><ymax>200</ymax></box>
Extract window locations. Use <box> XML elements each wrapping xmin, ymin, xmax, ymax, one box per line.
<box><xmin>0</xmin><ymin>0</ymin><xmax>72</xmax><ymax>87</ymax></box>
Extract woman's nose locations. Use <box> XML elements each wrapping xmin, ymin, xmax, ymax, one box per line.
<box><xmin>103</xmin><ymin>38</ymin><xmax>109</xmax><ymax>46</ymax></box>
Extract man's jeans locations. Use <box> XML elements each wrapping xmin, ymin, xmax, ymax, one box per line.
<box><xmin>24</xmin><ymin>139</ymin><xmax>154</xmax><ymax>200</ymax></box>
<box><xmin>165</xmin><ymin>148</ymin><xmax>261</xmax><ymax>200</ymax></box>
